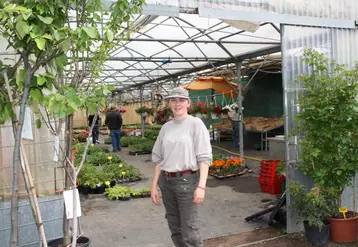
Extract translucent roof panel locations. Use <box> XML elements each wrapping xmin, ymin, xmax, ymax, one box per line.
<box><xmin>101</xmin><ymin>13</ymin><xmax>281</xmax><ymax>90</ymax></box>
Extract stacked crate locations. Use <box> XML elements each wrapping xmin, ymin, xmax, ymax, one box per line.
<box><xmin>258</xmin><ymin>160</ymin><xmax>285</xmax><ymax>195</ymax></box>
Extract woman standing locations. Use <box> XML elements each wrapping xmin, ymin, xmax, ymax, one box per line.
<box><xmin>151</xmin><ymin>87</ymin><xmax>212</xmax><ymax>247</ymax></box>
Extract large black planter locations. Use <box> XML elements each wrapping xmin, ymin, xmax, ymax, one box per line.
<box><xmin>304</xmin><ymin>221</ymin><xmax>330</xmax><ymax>246</ymax></box>
<box><xmin>48</xmin><ymin>236</ymin><xmax>90</xmax><ymax>247</ymax></box>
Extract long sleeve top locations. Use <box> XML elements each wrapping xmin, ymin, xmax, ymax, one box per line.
<box><xmin>152</xmin><ymin>115</ymin><xmax>212</xmax><ymax>172</ymax></box>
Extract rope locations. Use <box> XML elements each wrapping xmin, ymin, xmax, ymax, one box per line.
<box><xmin>212</xmin><ymin>145</ymin><xmax>262</xmax><ymax>161</ymax></box>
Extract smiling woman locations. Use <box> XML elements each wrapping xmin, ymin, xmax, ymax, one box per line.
<box><xmin>150</xmin><ymin>87</ymin><xmax>212</xmax><ymax>247</ymax></box>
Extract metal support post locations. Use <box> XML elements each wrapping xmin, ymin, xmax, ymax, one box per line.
<box><xmin>235</xmin><ymin>61</ymin><xmax>244</xmax><ymax>159</ymax></box>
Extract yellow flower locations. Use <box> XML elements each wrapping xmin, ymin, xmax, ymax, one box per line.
<box><xmin>339</xmin><ymin>207</ymin><xmax>348</xmax><ymax>219</ymax></box>
<box><xmin>108</xmin><ymin>156</ymin><xmax>112</xmax><ymax>160</ymax></box>
<box><xmin>121</xmin><ymin>171</ymin><xmax>126</xmax><ymax>175</ymax></box>
<box><xmin>104</xmin><ymin>181</ymin><xmax>110</xmax><ymax>186</ymax></box>
<box><xmin>119</xmin><ymin>164</ymin><xmax>123</xmax><ymax>168</ymax></box>
<box><xmin>90</xmin><ymin>144</ymin><xmax>94</xmax><ymax>147</ymax></box>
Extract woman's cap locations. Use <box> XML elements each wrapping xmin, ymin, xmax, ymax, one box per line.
<box><xmin>165</xmin><ymin>87</ymin><xmax>190</xmax><ymax>100</ymax></box>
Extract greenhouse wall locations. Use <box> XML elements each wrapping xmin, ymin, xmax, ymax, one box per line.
<box><xmin>282</xmin><ymin>25</ymin><xmax>358</xmax><ymax>232</ymax></box>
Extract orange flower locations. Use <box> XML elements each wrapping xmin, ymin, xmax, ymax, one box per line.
<box><xmin>213</xmin><ymin>160</ymin><xmax>225</xmax><ymax>167</ymax></box>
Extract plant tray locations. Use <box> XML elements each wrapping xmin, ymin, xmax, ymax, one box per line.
<box><xmin>209</xmin><ymin>169</ymin><xmax>249</xmax><ymax>179</ymax></box>
<box><xmin>129</xmin><ymin>151</ymin><xmax>152</xmax><ymax>155</ymax></box>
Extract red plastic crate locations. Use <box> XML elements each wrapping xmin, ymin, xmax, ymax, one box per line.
<box><xmin>259</xmin><ymin>181</ymin><xmax>283</xmax><ymax>195</ymax></box>
<box><xmin>259</xmin><ymin>160</ymin><xmax>283</xmax><ymax>182</ymax></box>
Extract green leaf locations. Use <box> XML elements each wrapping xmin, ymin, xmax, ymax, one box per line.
<box><xmin>55</xmin><ymin>54</ymin><xmax>68</xmax><ymax>70</ymax></box>
<box><xmin>60</xmin><ymin>38</ymin><xmax>70</xmax><ymax>52</ymax></box>
<box><xmin>336</xmin><ymin>170</ymin><xmax>342</xmax><ymax>175</ymax></box>
<box><xmin>16</xmin><ymin>69</ymin><xmax>25</xmax><ymax>90</ymax></box>
<box><xmin>42</xmin><ymin>34</ymin><xmax>53</xmax><ymax>40</ymax></box>
<box><xmin>30</xmin><ymin>24</ymin><xmax>42</xmax><ymax>38</ymax></box>
<box><xmin>37</xmin><ymin>76</ymin><xmax>47</xmax><ymax>86</ymax></box>
<box><xmin>15</xmin><ymin>21</ymin><xmax>30</xmax><ymax>38</ymax></box>
<box><xmin>52</xmin><ymin>30</ymin><xmax>63</xmax><ymax>41</ymax></box>
<box><xmin>35</xmin><ymin>119</ymin><xmax>42</xmax><ymax>129</ymax></box>
<box><xmin>106</xmin><ymin>30</ymin><xmax>114</xmax><ymax>42</ymax></box>
<box><xmin>37</xmin><ymin>15</ymin><xmax>53</xmax><ymax>24</ymax></box>
<box><xmin>82</xmin><ymin>27</ymin><xmax>97</xmax><ymax>39</ymax></box>
<box><xmin>4</xmin><ymin>4</ymin><xmax>17</xmax><ymax>13</ymax></box>
<box><xmin>20</xmin><ymin>9</ymin><xmax>32</xmax><ymax>20</ymax></box>
<box><xmin>30</xmin><ymin>88</ymin><xmax>42</xmax><ymax>101</ymax></box>
<box><xmin>35</xmin><ymin>38</ymin><xmax>46</xmax><ymax>50</ymax></box>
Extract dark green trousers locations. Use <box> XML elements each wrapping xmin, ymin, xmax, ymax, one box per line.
<box><xmin>158</xmin><ymin>171</ymin><xmax>203</xmax><ymax>247</ymax></box>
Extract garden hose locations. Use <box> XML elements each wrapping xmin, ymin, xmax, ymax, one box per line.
<box><xmin>211</xmin><ymin>145</ymin><xmax>262</xmax><ymax>162</ymax></box>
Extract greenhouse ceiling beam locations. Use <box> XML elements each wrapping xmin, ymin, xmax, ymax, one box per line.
<box><xmin>133</xmin><ymin>27</ymin><xmax>198</xmax><ymax>72</ymax></box>
<box><xmin>106</xmin><ymin>57</ymin><xmax>231</xmax><ymax>61</ymax></box>
<box><xmin>126</xmin><ymin>38</ymin><xmax>280</xmax><ymax>45</ymax></box>
<box><xmin>119</xmin><ymin>45</ymin><xmax>281</xmax><ymax>91</ymax></box>
<box><xmin>98</xmin><ymin>21</ymin><xmax>226</xmax><ymax>87</ymax></box>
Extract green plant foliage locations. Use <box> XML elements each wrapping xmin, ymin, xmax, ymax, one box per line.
<box><xmin>294</xmin><ymin>49</ymin><xmax>358</xmax><ymax>194</ymax></box>
<box><xmin>105</xmin><ymin>186</ymin><xmax>131</xmax><ymax>200</ymax></box>
<box><xmin>102</xmin><ymin>162</ymin><xmax>141</xmax><ymax>180</ymax></box>
<box><xmin>144</xmin><ymin>129</ymin><xmax>160</xmax><ymax>140</ymax></box>
<box><xmin>78</xmin><ymin>163</ymin><xmax>106</xmax><ymax>188</ymax></box>
<box><xmin>121</xmin><ymin>136</ymin><xmax>141</xmax><ymax>147</ymax></box>
<box><xmin>129</xmin><ymin>139</ymin><xmax>155</xmax><ymax>153</ymax></box>
<box><xmin>289</xmin><ymin>181</ymin><xmax>336</xmax><ymax>230</ymax></box>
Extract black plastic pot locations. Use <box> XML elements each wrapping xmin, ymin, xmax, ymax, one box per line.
<box><xmin>141</xmin><ymin>193</ymin><xmax>151</xmax><ymax>198</ymax></box>
<box><xmin>78</xmin><ymin>185</ymin><xmax>91</xmax><ymax>195</ymax></box>
<box><xmin>95</xmin><ymin>185</ymin><xmax>105</xmax><ymax>194</ymax></box>
<box><xmin>48</xmin><ymin>236</ymin><xmax>90</xmax><ymax>247</ymax></box>
<box><xmin>118</xmin><ymin>196</ymin><xmax>130</xmax><ymax>201</ymax></box>
<box><xmin>304</xmin><ymin>221</ymin><xmax>330</xmax><ymax>246</ymax></box>
<box><xmin>110</xmin><ymin>180</ymin><xmax>116</xmax><ymax>187</ymax></box>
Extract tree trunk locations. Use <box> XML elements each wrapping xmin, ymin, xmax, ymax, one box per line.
<box><xmin>63</xmin><ymin>114</ymin><xmax>74</xmax><ymax>246</ymax></box>
<box><xmin>11</xmin><ymin>67</ymin><xmax>32</xmax><ymax>247</ymax></box>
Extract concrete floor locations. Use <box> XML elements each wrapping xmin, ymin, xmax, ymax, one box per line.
<box><xmin>80</xmin><ymin>140</ymin><xmax>278</xmax><ymax>247</ymax></box>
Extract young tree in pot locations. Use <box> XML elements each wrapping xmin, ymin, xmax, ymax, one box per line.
<box><xmin>289</xmin><ymin>182</ymin><xmax>336</xmax><ymax>245</ymax></box>
<box><xmin>0</xmin><ymin>0</ymin><xmax>145</xmax><ymax>246</ymax></box>
<box><xmin>294</xmin><ymin>49</ymin><xmax>358</xmax><ymax>243</ymax></box>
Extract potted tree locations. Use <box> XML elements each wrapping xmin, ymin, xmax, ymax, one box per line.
<box><xmin>293</xmin><ymin>49</ymin><xmax>358</xmax><ymax>243</ymax></box>
<box><xmin>289</xmin><ymin>182</ymin><xmax>336</xmax><ymax>245</ymax></box>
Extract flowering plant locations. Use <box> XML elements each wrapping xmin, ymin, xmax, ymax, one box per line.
<box><xmin>135</xmin><ymin>106</ymin><xmax>155</xmax><ymax>115</ymax></box>
<box><xmin>210</xmin><ymin>156</ymin><xmax>245</xmax><ymax>176</ymax></box>
<box><xmin>119</xmin><ymin>107</ymin><xmax>126</xmax><ymax>113</ymax></box>
<box><xmin>191</xmin><ymin>102</ymin><xmax>208</xmax><ymax>114</ymax></box>
<box><xmin>154</xmin><ymin>106</ymin><xmax>172</xmax><ymax>124</ymax></box>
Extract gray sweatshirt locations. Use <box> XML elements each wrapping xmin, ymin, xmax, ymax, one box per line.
<box><xmin>152</xmin><ymin>115</ymin><xmax>212</xmax><ymax>172</ymax></box>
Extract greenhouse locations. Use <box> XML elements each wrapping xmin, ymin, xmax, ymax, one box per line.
<box><xmin>1</xmin><ymin>0</ymin><xmax>358</xmax><ymax>246</ymax></box>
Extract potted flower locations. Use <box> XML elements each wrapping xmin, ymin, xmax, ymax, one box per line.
<box><xmin>220</xmin><ymin>106</ymin><xmax>229</xmax><ymax>118</ymax></box>
<box><xmin>292</xmin><ymin>49</ymin><xmax>358</xmax><ymax>243</ymax></box>
<box><xmin>288</xmin><ymin>182</ymin><xmax>336</xmax><ymax>245</ymax></box>
<box><xmin>131</xmin><ymin>189</ymin><xmax>143</xmax><ymax>198</ymax></box>
<box><xmin>105</xmin><ymin>186</ymin><xmax>131</xmax><ymax>201</ymax></box>
<box><xmin>135</xmin><ymin>106</ymin><xmax>149</xmax><ymax>117</ymax></box>
<box><xmin>191</xmin><ymin>102</ymin><xmax>207</xmax><ymax>118</ymax></box>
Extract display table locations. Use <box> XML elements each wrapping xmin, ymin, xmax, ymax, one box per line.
<box><xmin>213</xmin><ymin>117</ymin><xmax>284</xmax><ymax>150</ymax></box>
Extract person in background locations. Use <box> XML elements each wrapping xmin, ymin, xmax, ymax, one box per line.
<box><xmin>105</xmin><ymin>107</ymin><xmax>123</xmax><ymax>152</ymax></box>
<box><xmin>88</xmin><ymin>113</ymin><xmax>101</xmax><ymax>144</ymax></box>
<box><xmin>151</xmin><ymin>87</ymin><xmax>212</xmax><ymax>247</ymax></box>
<box><xmin>227</xmin><ymin>99</ymin><xmax>246</xmax><ymax>148</ymax></box>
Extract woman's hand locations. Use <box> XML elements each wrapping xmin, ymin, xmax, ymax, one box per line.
<box><xmin>151</xmin><ymin>185</ymin><xmax>161</xmax><ymax>205</ymax></box>
<box><xmin>193</xmin><ymin>187</ymin><xmax>205</xmax><ymax>204</ymax></box>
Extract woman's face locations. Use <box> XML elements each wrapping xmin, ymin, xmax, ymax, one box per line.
<box><xmin>168</xmin><ymin>97</ymin><xmax>190</xmax><ymax>117</ymax></box>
